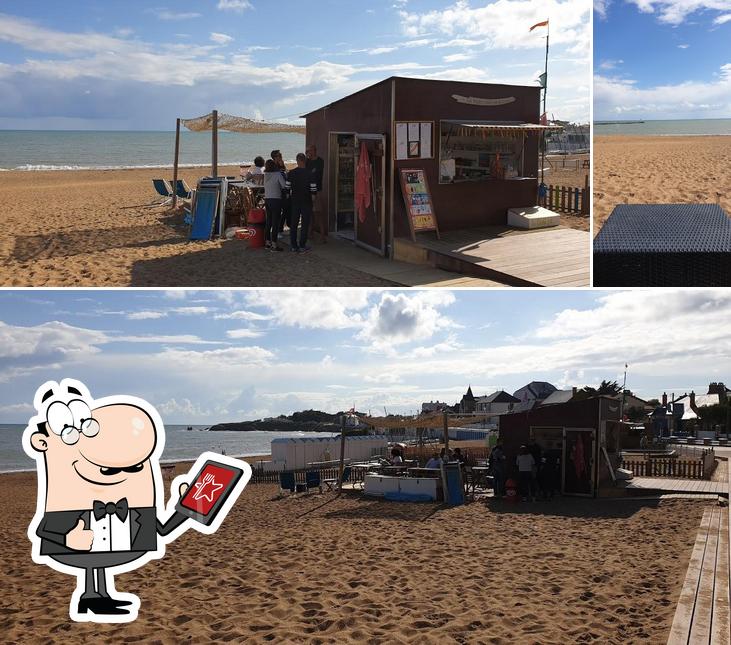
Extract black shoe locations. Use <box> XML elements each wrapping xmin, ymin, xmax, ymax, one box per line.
<box><xmin>78</xmin><ymin>597</ymin><xmax>131</xmax><ymax>615</ymax></box>
<box><xmin>102</xmin><ymin>596</ymin><xmax>133</xmax><ymax>607</ymax></box>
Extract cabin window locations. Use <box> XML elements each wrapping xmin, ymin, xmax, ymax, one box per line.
<box><xmin>438</xmin><ymin>120</ymin><xmax>528</xmax><ymax>184</ymax></box>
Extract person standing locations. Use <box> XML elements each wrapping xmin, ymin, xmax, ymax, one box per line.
<box><xmin>288</xmin><ymin>153</ymin><xmax>313</xmax><ymax>253</ymax></box>
<box><xmin>305</xmin><ymin>143</ymin><xmax>326</xmax><ymax>242</ymax></box>
<box><xmin>271</xmin><ymin>150</ymin><xmax>289</xmax><ymax>232</ymax></box>
<box><xmin>489</xmin><ymin>441</ymin><xmax>506</xmax><ymax>497</ymax></box>
<box><xmin>516</xmin><ymin>445</ymin><xmax>536</xmax><ymax>502</ymax></box>
<box><xmin>263</xmin><ymin>159</ymin><xmax>286</xmax><ymax>251</ymax></box>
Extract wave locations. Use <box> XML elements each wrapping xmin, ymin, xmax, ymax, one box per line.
<box><xmin>1</xmin><ymin>160</ymin><xmax>298</xmax><ymax>171</ymax></box>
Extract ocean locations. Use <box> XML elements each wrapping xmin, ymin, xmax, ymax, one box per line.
<box><xmin>0</xmin><ymin>130</ymin><xmax>305</xmax><ymax>171</ymax></box>
<box><xmin>594</xmin><ymin>118</ymin><xmax>731</xmax><ymax>136</ymax></box>
<box><xmin>0</xmin><ymin>424</ymin><xmax>337</xmax><ymax>473</ymax></box>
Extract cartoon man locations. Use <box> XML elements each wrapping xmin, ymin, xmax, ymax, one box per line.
<box><xmin>22</xmin><ymin>378</ymin><xmax>250</xmax><ymax>623</ymax></box>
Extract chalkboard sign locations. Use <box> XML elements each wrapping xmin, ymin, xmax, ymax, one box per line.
<box><xmin>399</xmin><ymin>168</ymin><xmax>440</xmax><ymax>241</ymax></box>
<box><xmin>189</xmin><ymin>187</ymin><xmax>220</xmax><ymax>240</ymax></box>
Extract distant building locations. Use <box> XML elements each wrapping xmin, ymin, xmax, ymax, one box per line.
<box><xmin>459</xmin><ymin>386</ymin><xmax>476</xmax><ymax>414</ymax></box>
<box><xmin>540</xmin><ymin>388</ymin><xmax>577</xmax><ymax>407</ymax></box>
<box><xmin>475</xmin><ymin>390</ymin><xmax>520</xmax><ymax>414</ymax></box>
<box><xmin>512</xmin><ymin>381</ymin><xmax>557</xmax><ymax>404</ymax></box>
<box><xmin>421</xmin><ymin>400</ymin><xmax>448</xmax><ymax>414</ymax></box>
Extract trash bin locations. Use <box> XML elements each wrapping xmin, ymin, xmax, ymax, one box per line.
<box><xmin>246</xmin><ymin>208</ymin><xmax>266</xmax><ymax>248</ymax></box>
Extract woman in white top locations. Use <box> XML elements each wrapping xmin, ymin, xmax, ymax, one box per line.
<box><xmin>245</xmin><ymin>156</ymin><xmax>265</xmax><ymax>184</ymax></box>
<box><xmin>263</xmin><ymin>159</ymin><xmax>287</xmax><ymax>251</ymax></box>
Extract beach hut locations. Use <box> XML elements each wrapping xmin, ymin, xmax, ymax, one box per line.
<box><xmin>498</xmin><ymin>396</ymin><xmax>623</xmax><ymax>497</ymax></box>
<box><xmin>267</xmin><ymin>435</ymin><xmax>389</xmax><ymax>471</ymax></box>
<box><xmin>302</xmin><ymin>77</ymin><xmax>561</xmax><ymax>258</ymax></box>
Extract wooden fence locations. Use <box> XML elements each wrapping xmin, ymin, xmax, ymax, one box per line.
<box><xmin>540</xmin><ymin>177</ymin><xmax>589</xmax><ymax>216</ymax></box>
<box><xmin>621</xmin><ymin>458</ymin><xmax>706</xmax><ymax>480</ymax></box>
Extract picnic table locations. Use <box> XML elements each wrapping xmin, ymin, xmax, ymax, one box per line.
<box><xmin>466</xmin><ymin>466</ymin><xmax>492</xmax><ymax>498</ymax></box>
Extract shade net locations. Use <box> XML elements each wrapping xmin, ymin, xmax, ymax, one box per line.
<box><xmin>181</xmin><ymin>112</ymin><xmax>305</xmax><ymax>134</ymax></box>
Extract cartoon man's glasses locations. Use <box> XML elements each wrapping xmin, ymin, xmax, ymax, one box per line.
<box><xmin>46</xmin><ymin>400</ymin><xmax>100</xmax><ymax>445</ymax></box>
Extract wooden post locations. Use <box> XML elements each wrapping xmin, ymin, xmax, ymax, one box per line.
<box><xmin>338</xmin><ymin>414</ymin><xmax>346</xmax><ymax>493</ymax></box>
<box><xmin>211</xmin><ymin>109</ymin><xmax>218</xmax><ymax>178</ymax></box>
<box><xmin>443</xmin><ymin>410</ymin><xmax>449</xmax><ymax>456</ymax></box>
<box><xmin>172</xmin><ymin>118</ymin><xmax>181</xmax><ymax>208</ymax></box>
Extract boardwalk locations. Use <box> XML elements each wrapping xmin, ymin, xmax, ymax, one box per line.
<box><xmin>621</xmin><ymin>477</ymin><xmax>727</xmax><ymax>496</ymax></box>
<box><xmin>408</xmin><ymin>225</ymin><xmax>590</xmax><ymax>287</ymax></box>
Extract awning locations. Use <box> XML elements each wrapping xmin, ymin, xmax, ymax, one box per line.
<box><xmin>442</xmin><ymin>120</ymin><xmax>563</xmax><ymax>138</ymax></box>
<box><xmin>181</xmin><ymin>111</ymin><xmax>305</xmax><ymax>134</ymax></box>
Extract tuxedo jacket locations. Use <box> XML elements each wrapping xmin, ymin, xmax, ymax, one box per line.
<box><xmin>37</xmin><ymin>507</ymin><xmax>177</xmax><ymax>556</ymax></box>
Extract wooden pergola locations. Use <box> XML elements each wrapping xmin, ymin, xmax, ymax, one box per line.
<box><xmin>171</xmin><ymin>109</ymin><xmax>306</xmax><ymax>206</ymax></box>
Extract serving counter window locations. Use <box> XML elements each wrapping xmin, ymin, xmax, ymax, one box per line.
<box><xmin>438</xmin><ymin>121</ymin><xmax>535</xmax><ymax>184</ymax></box>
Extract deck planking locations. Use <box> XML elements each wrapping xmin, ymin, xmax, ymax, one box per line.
<box><xmin>409</xmin><ymin>225</ymin><xmax>590</xmax><ymax>287</ymax></box>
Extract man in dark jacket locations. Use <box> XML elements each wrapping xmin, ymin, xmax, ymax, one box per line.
<box><xmin>288</xmin><ymin>152</ymin><xmax>314</xmax><ymax>252</ymax></box>
<box><xmin>306</xmin><ymin>143</ymin><xmax>326</xmax><ymax>242</ymax></box>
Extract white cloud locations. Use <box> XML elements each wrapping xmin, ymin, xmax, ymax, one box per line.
<box><xmin>626</xmin><ymin>0</ymin><xmax>731</xmax><ymax>25</ymax></box>
<box><xmin>595</xmin><ymin>66</ymin><xmax>731</xmax><ymax>119</ymax></box>
<box><xmin>369</xmin><ymin>47</ymin><xmax>398</xmax><ymax>55</ymax></box>
<box><xmin>149</xmin><ymin>9</ymin><xmax>202</xmax><ymax>21</ymax></box>
<box><xmin>217</xmin><ymin>0</ymin><xmax>253</xmax><ymax>12</ymax></box>
<box><xmin>226</xmin><ymin>328</ymin><xmax>264</xmax><ymax>339</ymax></box>
<box><xmin>127</xmin><ymin>310</ymin><xmax>167</xmax><ymax>320</ymax></box>
<box><xmin>444</xmin><ymin>52</ymin><xmax>474</xmax><ymax>62</ymax></box>
<box><xmin>399</xmin><ymin>0</ymin><xmax>590</xmax><ymax>51</ymax></box>
<box><xmin>214</xmin><ymin>310</ymin><xmax>272</xmax><ymax>321</ymax></box>
<box><xmin>111</xmin><ymin>334</ymin><xmax>220</xmax><ymax>345</ymax></box>
<box><xmin>210</xmin><ymin>32</ymin><xmax>234</xmax><ymax>46</ymax></box>
<box><xmin>358</xmin><ymin>291</ymin><xmax>456</xmax><ymax>348</ymax></box>
<box><xmin>594</xmin><ymin>0</ymin><xmax>610</xmax><ymax>18</ymax></box>
<box><xmin>244</xmin><ymin>290</ymin><xmax>371</xmax><ymax>329</ymax></box>
<box><xmin>172</xmin><ymin>306</ymin><xmax>210</xmax><ymax>315</ymax></box>
<box><xmin>677</xmin><ymin>44</ymin><xmax>689</xmax><ymax>49</ymax></box>
<box><xmin>599</xmin><ymin>58</ymin><xmax>623</xmax><ymax>70</ymax></box>
<box><xmin>0</xmin><ymin>320</ymin><xmax>106</xmax><ymax>360</ymax></box>
<box><xmin>715</xmin><ymin>12</ymin><xmax>731</xmax><ymax>23</ymax></box>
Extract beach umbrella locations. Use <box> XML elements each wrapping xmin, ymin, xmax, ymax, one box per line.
<box><xmin>171</xmin><ymin>110</ymin><xmax>306</xmax><ymax>205</ymax></box>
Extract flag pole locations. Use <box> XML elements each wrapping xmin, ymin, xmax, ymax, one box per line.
<box><xmin>618</xmin><ymin>363</ymin><xmax>628</xmax><ymax>454</ymax></box>
<box><xmin>540</xmin><ymin>24</ymin><xmax>549</xmax><ymax>186</ymax></box>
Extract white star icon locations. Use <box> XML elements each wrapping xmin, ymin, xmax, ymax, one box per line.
<box><xmin>192</xmin><ymin>473</ymin><xmax>224</xmax><ymax>503</ymax></box>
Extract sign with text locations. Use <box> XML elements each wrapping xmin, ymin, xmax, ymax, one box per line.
<box><xmin>399</xmin><ymin>168</ymin><xmax>439</xmax><ymax>241</ymax></box>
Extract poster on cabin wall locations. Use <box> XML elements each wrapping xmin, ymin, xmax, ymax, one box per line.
<box><xmin>394</xmin><ymin>121</ymin><xmax>433</xmax><ymax>160</ymax></box>
<box><xmin>399</xmin><ymin>168</ymin><xmax>440</xmax><ymax>241</ymax></box>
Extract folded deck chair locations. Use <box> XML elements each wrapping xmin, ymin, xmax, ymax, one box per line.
<box><xmin>279</xmin><ymin>471</ymin><xmax>296</xmax><ymax>495</ymax></box>
<box><xmin>323</xmin><ymin>466</ymin><xmax>351</xmax><ymax>491</ymax></box>
<box><xmin>305</xmin><ymin>470</ymin><xmax>322</xmax><ymax>494</ymax></box>
<box><xmin>147</xmin><ymin>179</ymin><xmax>174</xmax><ymax>207</ymax></box>
<box><xmin>169</xmin><ymin>178</ymin><xmax>193</xmax><ymax>200</ymax></box>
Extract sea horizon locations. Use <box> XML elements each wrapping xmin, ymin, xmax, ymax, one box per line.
<box><xmin>0</xmin><ymin>129</ymin><xmax>305</xmax><ymax>171</ymax></box>
<box><xmin>0</xmin><ymin>424</ymin><xmax>338</xmax><ymax>473</ymax></box>
<box><xmin>593</xmin><ymin>117</ymin><xmax>731</xmax><ymax>136</ymax></box>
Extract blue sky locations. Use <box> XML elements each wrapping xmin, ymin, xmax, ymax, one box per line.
<box><xmin>0</xmin><ymin>0</ymin><xmax>590</xmax><ymax>129</ymax></box>
<box><xmin>1</xmin><ymin>289</ymin><xmax>729</xmax><ymax>424</ymax></box>
<box><xmin>594</xmin><ymin>0</ymin><xmax>731</xmax><ymax>119</ymax></box>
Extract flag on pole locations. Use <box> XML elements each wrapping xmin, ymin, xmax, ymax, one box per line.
<box><xmin>539</xmin><ymin>113</ymin><xmax>548</xmax><ymax>125</ymax></box>
<box><xmin>537</xmin><ymin>72</ymin><xmax>547</xmax><ymax>88</ymax></box>
<box><xmin>529</xmin><ymin>19</ymin><xmax>549</xmax><ymax>31</ymax></box>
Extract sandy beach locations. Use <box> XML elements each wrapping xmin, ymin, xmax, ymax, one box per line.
<box><xmin>1</xmin><ymin>465</ymin><xmax>707</xmax><ymax>644</ymax></box>
<box><xmin>0</xmin><ymin>166</ymin><xmax>392</xmax><ymax>287</ymax></box>
<box><xmin>593</xmin><ymin>136</ymin><xmax>731</xmax><ymax>234</ymax></box>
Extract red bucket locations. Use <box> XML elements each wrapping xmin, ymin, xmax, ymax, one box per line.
<box><xmin>247</xmin><ymin>208</ymin><xmax>266</xmax><ymax>224</ymax></box>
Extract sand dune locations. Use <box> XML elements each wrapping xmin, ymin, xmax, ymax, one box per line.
<box><xmin>593</xmin><ymin>135</ymin><xmax>731</xmax><ymax>234</ymax></box>
<box><xmin>0</xmin><ymin>468</ymin><xmax>706</xmax><ymax>644</ymax></box>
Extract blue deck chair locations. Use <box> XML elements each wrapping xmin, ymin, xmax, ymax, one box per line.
<box><xmin>169</xmin><ymin>179</ymin><xmax>193</xmax><ymax>200</ymax></box>
<box><xmin>323</xmin><ymin>466</ymin><xmax>351</xmax><ymax>491</ymax></box>
<box><xmin>279</xmin><ymin>471</ymin><xmax>296</xmax><ymax>495</ymax></box>
<box><xmin>305</xmin><ymin>470</ymin><xmax>322</xmax><ymax>494</ymax></box>
<box><xmin>147</xmin><ymin>179</ymin><xmax>174</xmax><ymax>207</ymax></box>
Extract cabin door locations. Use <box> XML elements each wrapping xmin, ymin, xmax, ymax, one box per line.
<box><xmin>353</xmin><ymin>134</ymin><xmax>386</xmax><ymax>255</ymax></box>
<box><xmin>562</xmin><ymin>428</ymin><xmax>596</xmax><ymax>497</ymax></box>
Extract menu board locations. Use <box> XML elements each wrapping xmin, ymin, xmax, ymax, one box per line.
<box><xmin>394</xmin><ymin>121</ymin><xmax>433</xmax><ymax>160</ymax></box>
<box><xmin>399</xmin><ymin>168</ymin><xmax>440</xmax><ymax>240</ymax></box>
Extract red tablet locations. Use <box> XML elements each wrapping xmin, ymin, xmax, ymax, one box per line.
<box><xmin>174</xmin><ymin>459</ymin><xmax>244</xmax><ymax>525</ymax></box>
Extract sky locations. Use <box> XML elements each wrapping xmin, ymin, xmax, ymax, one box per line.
<box><xmin>0</xmin><ymin>0</ymin><xmax>590</xmax><ymax>129</ymax></box>
<box><xmin>594</xmin><ymin>0</ymin><xmax>731</xmax><ymax>119</ymax></box>
<box><xmin>1</xmin><ymin>288</ymin><xmax>729</xmax><ymax>424</ymax></box>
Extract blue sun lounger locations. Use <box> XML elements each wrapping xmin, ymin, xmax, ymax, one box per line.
<box><xmin>148</xmin><ymin>179</ymin><xmax>174</xmax><ymax>207</ymax></box>
<box><xmin>169</xmin><ymin>178</ymin><xmax>193</xmax><ymax>200</ymax></box>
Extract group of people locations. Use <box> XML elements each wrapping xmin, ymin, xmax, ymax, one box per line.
<box><xmin>424</xmin><ymin>447</ymin><xmax>469</xmax><ymax>469</ymax></box>
<box><xmin>244</xmin><ymin>144</ymin><xmax>325</xmax><ymax>253</ymax></box>
<box><xmin>489</xmin><ymin>440</ymin><xmax>561</xmax><ymax>502</ymax></box>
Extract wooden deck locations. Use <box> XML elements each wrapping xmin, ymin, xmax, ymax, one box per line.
<box><xmin>620</xmin><ymin>477</ymin><xmax>727</xmax><ymax>496</ymax></box>
<box><xmin>667</xmin><ymin>503</ymin><xmax>730</xmax><ymax>645</ymax></box>
<box><xmin>402</xmin><ymin>225</ymin><xmax>590</xmax><ymax>287</ymax></box>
